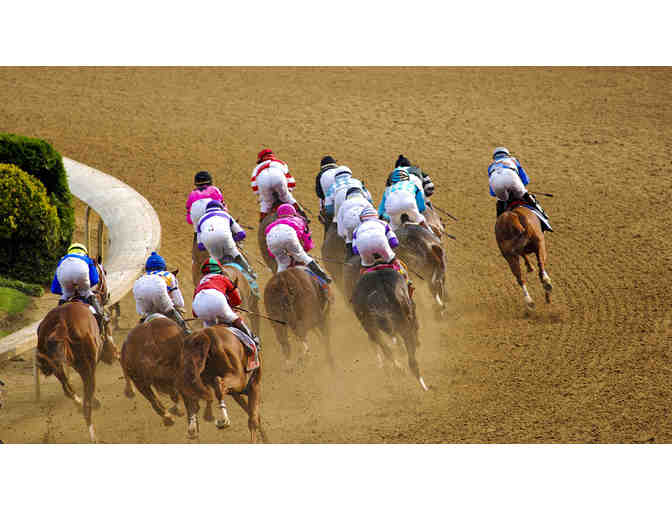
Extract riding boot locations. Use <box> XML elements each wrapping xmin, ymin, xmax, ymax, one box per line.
<box><xmin>345</xmin><ymin>242</ymin><xmax>354</xmax><ymax>261</ymax></box>
<box><xmin>308</xmin><ymin>260</ymin><xmax>332</xmax><ymax>284</ymax></box>
<box><xmin>232</xmin><ymin>317</ymin><xmax>261</xmax><ymax>372</ymax></box>
<box><xmin>496</xmin><ymin>200</ymin><xmax>507</xmax><ymax>217</ymax></box>
<box><xmin>294</xmin><ymin>202</ymin><xmax>311</xmax><ymax>224</ymax></box>
<box><xmin>166</xmin><ymin>307</ymin><xmax>192</xmax><ymax>335</ymax></box>
<box><xmin>234</xmin><ymin>254</ymin><xmax>257</xmax><ymax>279</ymax></box>
<box><xmin>84</xmin><ymin>295</ymin><xmax>106</xmax><ymax>338</ymax></box>
<box><xmin>259</xmin><ymin>211</ymin><xmax>268</xmax><ymax>222</ymax></box>
<box><xmin>58</xmin><ymin>297</ymin><xmax>67</xmax><ymax>306</ymax></box>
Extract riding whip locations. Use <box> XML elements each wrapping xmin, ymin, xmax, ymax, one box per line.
<box><xmin>529</xmin><ymin>190</ymin><xmax>554</xmax><ymax>198</ymax></box>
<box><xmin>431</xmin><ymin>205</ymin><xmax>458</xmax><ymax>221</ymax></box>
<box><xmin>233</xmin><ymin>306</ymin><xmax>287</xmax><ymax>325</ymax></box>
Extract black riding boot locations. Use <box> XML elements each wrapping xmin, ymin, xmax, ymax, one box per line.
<box><xmin>496</xmin><ymin>200</ymin><xmax>507</xmax><ymax>217</ymax></box>
<box><xmin>85</xmin><ymin>295</ymin><xmax>107</xmax><ymax>338</ymax></box>
<box><xmin>308</xmin><ymin>260</ymin><xmax>332</xmax><ymax>284</ymax></box>
<box><xmin>234</xmin><ymin>254</ymin><xmax>257</xmax><ymax>279</ymax></box>
<box><xmin>345</xmin><ymin>242</ymin><xmax>354</xmax><ymax>261</ymax></box>
<box><xmin>167</xmin><ymin>308</ymin><xmax>192</xmax><ymax>335</ymax></box>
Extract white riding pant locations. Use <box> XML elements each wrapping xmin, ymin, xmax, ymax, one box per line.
<box><xmin>256</xmin><ymin>167</ymin><xmax>296</xmax><ymax>213</ymax></box>
<box><xmin>355</xmin><ymin>229</ymin><xmax>396</xmax><ymax>267</ymax></box>
<box><xmin>192</xmin><ymin>288</ymin><xmax>237</xmax><ymax>327</ymax></box>
<box><xmin>337</xmin><ymin>197</ymin><xmax>370</xmax><ymax>242</ymax></box>
<box><xmin>56</xmin><ymin>257</ymin><xmax>94</xmax><ymax>300</ymax></box>
<box><xmin>384</xmin><ymin>190</ymin><xmax>426</xmax><ymax>231</ymax></box>
<box><xmin>266</xmin><ymin>224</ymin><xmax>313</xmax><ymax>272</ymax></box>
<box><xmin>489</xmin><ymin>168</ymin><xmax>527</xmax><ymax>202</ymax></box>
<box><xmin>189</xmin><ymin>198</ymin><xmax>211</xmax><ymax>232</ymax></box>
<box><xmin>199</xmin><ymin>216</ymin><xmax>241</xmax><ymax>261</ymax></box>
<box><xmin>133</xmin><ymin>274</ymin><xmax>174</xmax><ymax>316</ymax></box>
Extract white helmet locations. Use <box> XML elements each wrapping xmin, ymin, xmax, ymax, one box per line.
<box><xmin>493</xmin><ymin>147</ymin><xmax>510</xmax><ymax>159</ymax></box>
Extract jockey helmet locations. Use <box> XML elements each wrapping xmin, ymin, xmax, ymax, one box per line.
<box><xmin>334</xmin><ymin>165</ymin><xmax>352</xmax><ymax>178</ymax></box>
<box><xmin>257</xmin><ymin>148</ymin><xmax>274</xmax><ymax>163</ymax></box>
<box><xmin>194</xmin><ymin>170</ymin><xmax>212</xmax><ymax>187</ymax></box>
<box><xmin>346</xmin><ymin>186</ymin><xmax>364</xmax><ymax>198</ymax></box>
<box><xmin>493</xmin><ymin>147</ymin><xmax>510</xmax><ymax>159</ymax></box>
<box><xmin>205</xmin><ymin>200</ymin><xmax>225</xmax><ymax>211</ymax></box>
<box><xmin>395</xmin><ymin>154</ymin><xmax>411</xmax><ymax>168</ymax></box>
<box><xmin>359</xmin><ymin>206</ymin><xmax>378</xmax><ymax>221</ymax></box>
<box><xmin>277</xmin><ymin>204</ymin><xmax>297</xmax><ymax>217</ymax></box>
<box><xmin>145</xmin><ymin>251</ymin><xmax>166</xmax><ymax>271</ymax></box>
<box><xmin>67</xmin><ymin>243</ymin><xmax>88</xmax><ymax>255</ymax></box>
<box><xmin>201</xmin><ymin>257</ymin><xmax>223</xmax><ymax>275</ymax></box>
<box><xmin>320</xmin><ymin>155</ymin><xmax>336</xmax><ymax>168</ymax></box>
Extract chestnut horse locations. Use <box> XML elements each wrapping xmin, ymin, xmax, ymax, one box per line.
<box><xmin>495</xmin><ymin>204</ymin><xmax>553</xmax><ymax>310</ymax></box>
<box><xmin>177</xmin><ymin>325</ymin><xmax>267</xmax><ymax>443</ymax></box>
<box><xmin>264</xmin><ymin>266</ymin><xmax>335</xmax><ymax>368</ymax></box>
<box><xmin>394</xmin><ymin>222</ymin><xmax>447</xmax><ymax>317</ymax></box>
<box><xmin>351</xmin><ymin>268</ymin><xmax>428</xmax><ymax>391</ymax></box>
<box><xmin>121</xmin><ymin>316</ymin><xmax>187</xmax><ymax>426</ymax></box>
<box><xmin>0</xmin><ymin>379</ymin><xmax>5</xmax><ymax>411</ymax></box>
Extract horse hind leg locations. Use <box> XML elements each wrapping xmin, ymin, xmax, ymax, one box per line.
<box><xmin>231</xmin><ymin>393</ymin><xmax>269</xmax><ymax>444</ymax></box>
<box><xmin>80</xmin><ymin>366</ymin><xmax>97</xmax><ymax>443</ymax></box>
<box><xmin>53</xmin><ymin>364</ymin><xmax>83</xmax><ymax>407</ymax></box>
<box><xmin>534</xmin><ymin>242</ymin><xmax>552</xmax><ymax>303</ymax></box>
<box><xmin>213</xmin><ymin>379</ymin><xmax>231</xmax><ymax>430</ymax></box>
<box><xmin>168</xmin><ymin>389</ymin><xmax>184</xmax><ymax>416</ymax></box>
<box><xmin>134</xmin><ymin>382</ymin><xmax>176</xmax><ymax>426</ymax></box>
<box><xmin>522</xmin><ymin>254</ymin><xmax>534</xmax><ymax>273</ymax></box>
<box><xmin>505</xmin><ymin>255</ymin><xmax>534</xmax><ymax>310</ymax></box>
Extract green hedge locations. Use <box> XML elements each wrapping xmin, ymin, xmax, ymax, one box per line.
<box><xmin>0</xmin><ymin>164</ymin><xmax>62</xmax><ymax>283</ymax></box>
<box><xmin>0</xmin><ymin>275</ymin><xmax>44</xmax><ymax>297</ymax></box>
<box><xmin>0</xmin><ymin>133</ymin><xmax>74</xmax><ymax>252</ymax></box>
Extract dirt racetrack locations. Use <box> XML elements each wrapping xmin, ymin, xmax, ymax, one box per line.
<box><xmin>1</xmin><ymin>67</ymin><xmax>671</xmax><ymax>443</ymax></box>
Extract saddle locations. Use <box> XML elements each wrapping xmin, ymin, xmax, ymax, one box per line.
<box><xmin>507</xmin><ymin>199</ymin><xmax>553</xmax><ymax>232</ymax></box>
<box><xmin>222</xmin><ymin>261</ymin><xmax>260</xmax><ymax>298</ymax></box>
<box><xmin>360</xmin><ymin>259</ymin><xmax>414</xmax><ymax>298</ymax></box>
<box><xmin>226</xmin><ymin>326</ymin><xmax>260</xmax><ymax>372</ymax></box>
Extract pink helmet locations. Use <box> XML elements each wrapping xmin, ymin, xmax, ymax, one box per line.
<box><xmin>277</xmin><ymin>204</ymin><xmax>296</xmax><ymax>217</ymax></box>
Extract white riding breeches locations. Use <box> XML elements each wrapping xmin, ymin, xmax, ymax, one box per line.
<box><xmin>266</xmin><ymin>224</ymin><xmax>313</xmax><ymax>272</ymax></box>
<box><xmin>337</xmin><ymin>197</ymin><xmax>370</xmax><ymax>242</ymax></box>
<box><xmin>199</xmin><ymin>216</ymin><xmax>241</xmax><ymax>260</ymax></box>
<box><xmin>355</xmin><ymin>229</ymin><xmax>396</xmax><ymax>267</ymax></box>
<box><xmin>133</xmin><ymin>274</ymin><xmax>174</xmax><ymax>316</ymax></box>
<box><xmin>189</xmin><ymin>198</ymin><xmax>211</xmax><ymax>232</ymax></box>
<box><xmin>256</xmin><ymin>167</ymin><xmax>295</xmax><ymax>213</ymax></box>
<box><xmin>489</xmin><ymin>167</ymin><xmax>527</xmax><ymax>202</ymax></box>
<box><xmin>384</xmin><ymin>190</ymin><xmax>425</xmax><ymax>231</ymax></box>
<box><xmin>56</xmin><ymin>257</ymin><xmax>94</xmax><ymax>300</ymax></box>
<box><xmin>192</xmin><ymin>288</ymin><xmax>237</xmax><ymax>327</ymax></box>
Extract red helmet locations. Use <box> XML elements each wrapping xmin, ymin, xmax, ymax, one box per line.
<box><xmin>257</xmin><ymin>148</ymin><xmax>274</xmax><ymax>163</ymax></box>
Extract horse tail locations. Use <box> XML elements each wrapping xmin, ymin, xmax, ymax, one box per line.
<box><xmin>37</xmin><ymin>322</ymin><xmax>72</xmax><ymax>376</ymax></box>
<box><xmin>511</xmin><ymin>211</ymin><xmax>530</xmax><ymax>253</ymax></box>
<box><xmin>265</xmin><ymin>272</ymin><xmax>295</xmax><ymax>327</ymax></box>
<box><xmin>178</xmin><ymin>329</ymin><xmax>212</xmax><ymax>401</ymax></box>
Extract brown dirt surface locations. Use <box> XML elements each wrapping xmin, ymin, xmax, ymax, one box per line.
<box><xmin>0</xmin><ymin>67</ymin><xmax>671</xmax><ymax>444</ymax></box>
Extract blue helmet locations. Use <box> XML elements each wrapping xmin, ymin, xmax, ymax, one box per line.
<box><xmin>145</xmin><ymin>251</ymin><xmax>166</xmax><ymax>271</ymax></box>
<box><xmin>205</xmin><ymin>200</ymin><xmax>225</xmax><ymax>211</ymax></box>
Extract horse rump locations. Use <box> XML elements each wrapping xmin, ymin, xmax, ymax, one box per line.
<box><xmin>352</xmin><ymin>270</ymin><xmax>411</xmax><ymax>335</ymax></box>
<box><xmin>178</xmin><ymin>330</ymin><xmax>213</xmax><ymax>401</ymax></box>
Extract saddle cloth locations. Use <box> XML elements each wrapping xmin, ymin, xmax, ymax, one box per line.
<box><xmin>361</xmin><ymin>258</ymin><xmax>408</xmax><ymax>279</ymax></box>
<box><xmin>227</xmin><ymin>326</ymin><xmax>260</xmax><ymax>372</ymax></box>
<box><xmin>509</xmin><ymin>202</ymin><xmax>553</xmax><ymax>232</ymax></box>
<box><xmin>143</xmin><ymin>312</ymin><xmax>167</xmax><ymax>324</ymax></box>
<box><xmin>223</xmin><ymin>262</ymin><xmax>260</xmax><ymax>298</ymax></box>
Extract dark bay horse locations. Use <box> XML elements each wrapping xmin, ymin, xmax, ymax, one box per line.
<box><xmin>424</xmin><ymin>205</ymin><xmax>446</xmax><ymax>240</ymax></box>
<box><xmin>264</xmin><ymin>266</ymin><xmax>334</xmax><ymax>368</ymax></box>
<box><xmin>394</xmin><ymin>222</ymin><xmax>447</xmax><ymax>316</ymax></box>
<box><xmin>351</xmin><ymin>268</ymin><xmax>428</xmax><ymax>391</ymax></box>
<box><xmin>121</xmin><ymin>316</ymin><xmax>186</xmax><ymax>426</ymax></box>
<box><xmin>191</xmin><ymin>235</ymin><xmax>211</xmax><ymax>289</ymax></box>
<box><xmin>36</xmin><ymin>261</ymin><xmax>117</xmax><ymax>442</ymax></box>
<box><xmin>495</xmin><ymin>204</ymin><xmax>553</xmax><ymax>310</ymax></box>
<box><xmin>257</xmin><ymin>200</ymin><xmax>283</xmax><ymax>272</ymax></box>
<box><xmin>177</xmin><ymin>325</ymin><xmax>267</xmax><ymax>443</ymax></box>
<box><xmin>321</xmin><ymin>222</ymin><xmax>346</xmax><ymax>293</ymax></box>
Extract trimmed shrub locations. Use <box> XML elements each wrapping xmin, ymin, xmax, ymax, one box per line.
<box><xmin>0</xmin><ymin>164</ymin><xmax>62</xmax><ymax>284</ymax></box>
<box><xmin>0</xmin><ymin>275</ymin><xmax>44</xmax><ymax>297</ymax></box>
<box><xmin>0</xmin><ymin>133</ymin><xmax>74</xmax><ymax>252</ymax></box>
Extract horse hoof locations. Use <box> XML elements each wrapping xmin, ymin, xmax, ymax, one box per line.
<box><xmin>124</xmin><ymin>388</ymin><xmax>135</xmax><ymax>398</ymax></box>
<box><xmin>525</xmin><ymin>300</ymin><xmax>535</xmax><ymax>310</ymax></box>
<box><xmin>169</xmin><ymin>405</ymin><xmax>184</xmax><ymax>417</ymax></box>
<box><xmin>543</xmin><ymin>280</ymin><xmax>553</xmax><ymax>292</ymax></box>
<box><xmin>545</xmin><ymin>292</ymin><xmax>552</xmax><ymax>304</ymax></box>
<box><xmin>203</xmin><ymin>407</ymin><xmax>214</xmax><ymax>422</ymax></box>
<box><xmin>162</xmin><ymin>414</ymin><xmax>176</xmax><ymax>427</ymax></box>
<box><xmin>419</xmin><ymin>377</ymin><xmax>429</xmax><ymax>392</ymax></box>
<box><xmin>92</xmin><ymin>398</ymin><xmax>102</xmax><ymax>410</ymax></box>
<box><xmin>216</xmin><ymin>418</ymin><xmax>231</xmax><ymax>429</ymax></box>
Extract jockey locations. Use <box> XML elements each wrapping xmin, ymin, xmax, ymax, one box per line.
<box><xmin>185</xmin><ymin>170</ymin><xmax>225</xmax><ymax>233</ymax></box>
<box><xmin>488</xmin><ymin>147</ymin><xmax>552</xmax><ymax>231</ymax></box>
<box><xmin>324</xmin><ymin>166</ymin><xmax>372</xmax><ymax>221</ymax></box>
<box><xmin>132</xmin><ymin>251</ymin><xmax>191</xmax><ymax>334</ymax></box>
<box><xmin>196</xmin><ymin>200</ymin><xmax>256</xmax><ymax>277</ymax></box>
<box><xmin>336</xmin><ymin>187</ymin><xmax>374</xmax><ymax>258</ymax></box>
<box><xmin>192</xmin><ymin>258</ymin><xmax>260</xmax><ymax>370</ymax></box>
<box><xmin>386</xmin><ymin>154</ymin><xmax>435</xmax><ymax>202</ymax></box>
<box><xmin>378</xmin><ymin>169</ymin><xmax>429</xmax><ymax>231</ymax></box>
<box><xmin>315</xmin><ymin>155</ymin><xmax>340</xmax><ymax>213</ymax></box>
<box><xmin>352</xmin><ymin>207</ymin><xmax>399</xmax><ymax>267</ymax></box>
<box><xmin>251</xmin><ymin>148</ymin><xmax>307</xmax><ymax>221</ymax></box>
<box><xmin>265</xmin><ymin>203</ymin><xmax>332</xmax><ymax>283</ymax></box>
<box><xmin>51</xmin><ymin>243</ymin><xmax>113</xmax><ymax>349</ymax></box>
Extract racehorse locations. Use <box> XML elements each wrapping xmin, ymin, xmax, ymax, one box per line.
<box><xmin>35</xmin><ymin>261</ymin><xmax>117</xmax><ymax>442</ymax></box>
<box><xmin>321</xmin><ymin>222</ymin><xmax>346</xmax><ymax>293</ymax></box>
<box><xmin>0</xmin><ymin>379</ymin><xmax>5</xmax><ymax>411</ymax></box>
<box><xmin>424</xmin><ymin>205</ymin><xmax>446</xmax><ymax>239</ymax></box>
<box><xmin>121</xmin><ymin>316</ymin><xmax>187</xmax><ymax>426</ymax></box>
<box><xmin>191</xmin><ymin>234</ymin><xmax>211</xmax><ymax>289</ymax></box>
<box><xmin>219</xmin><ymin>263</ymin><xmax>261</xmax><ymax>335</ymax></box>
<box><xmin>495</xmin><ymin>203</ymin><xmax>553</xmax><ymax>310</ymax></box>
<box><xmin>257</xmin><ymin>200</ymin><xmax>283</xmax><ymax>272</ymax></box>
<box><xmin>351</xmin><ymin>268</ymin><xmax>428</xmax><ymax>391</ymax></box>
<box><xmin>264</xmin><ymin>266</ymin><xmax>335</xmax><ymax>369</ymax></box>
<box><xmin>177</xmin><ymin>325</ymin><xmax>267</xmax><ymax>443</ymax></box>
<box><xmin>394</xmin><ymin>221</ymin><xmax>447</xmax><ymax>317</ymax></box>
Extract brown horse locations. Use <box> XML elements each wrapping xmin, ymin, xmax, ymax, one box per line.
<box><xmin>351</xmin><ymin>268</ymin><xmax>428</xmax><ymax>391</ymax></box>
<box><xmin>264</xmin><ymin>266</ymin><xmax>335</xmax><ymax>368</ymax></box>
<box><xmin>220</xmin><ymin>264</ymin><xmax>261</xmax><ymax>334</ymax></box>
<box><xmin>177</xmin><ymin>325</ymin><xmax>267</xmax><ymax>443</ymax></box>
<box><xmin>257</xmin><ymin>200</ymin><xmax>283</xmax><ymax>272</ymax></box>
<box><xmin>191</xmin><ymin>234</ymin><xmax>211</xmax><ymax>289</ymax></box>
<box><xmin>120</xmin><ymin>316</ymin><xmax>187</xmax><ymax>426</ymax></box>
<box><xmin>36</xmin><ymin>261</ymin><xmax>117</xmax><ymax>442</ymax></box>
<box><xmin>495</xmin><ymin>204</ymin><xmax>553</xmax><ymax>310</ymax></box>
<box><xmin>424</xmin><ymin>205</ymin><xmax>446</xmax><ymax>239</ymax></box>
<box><xmin>321</xmin><ymin>222</ymin><xmax>346</xmax><ymax>293</ymax></box>
<box><xmin>394</xmin><ymin>222</ymin><xmax>447</xmax><ymax>317</ymax></box>
<box><xmin>0</xmin><ymin>379</ymin><xmax>5</xmax><ymax>411</ymax></box>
